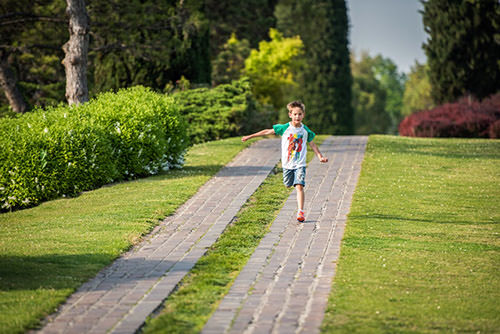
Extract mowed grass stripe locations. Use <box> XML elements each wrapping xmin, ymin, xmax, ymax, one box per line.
<box><xmin>321</xmin><ymin>135</ymin><xmax>500</xmax><ymax>333</ymax></box>
<box><xmin>141</xmin><ymin>136</ymin><xmax>328</xmax><ymax>334</ymax></box>
<box><xmin>0</xmin><ymin>137</ymin><xmax>253</xmax><ymax>334</ymax></box>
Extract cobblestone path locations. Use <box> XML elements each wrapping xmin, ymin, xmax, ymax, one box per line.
<box><xmin>38</xmin><ymin>139</ymin><xmax>281</xmax><ymax>334</ymax></box>
<box><xmin>202</xmin><ymin>136</ymin><xmax>368</xmax><ymax>334</ymax></box>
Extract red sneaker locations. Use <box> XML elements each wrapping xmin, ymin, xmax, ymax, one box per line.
<box><xmin>297</xmin><ymin>210</ymin><xmax>305</xmax><ymax>222</ymax></box>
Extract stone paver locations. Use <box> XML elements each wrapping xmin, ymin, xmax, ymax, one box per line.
<box><xmin>37</xmin><ymin>139</ymin><xmax>281</xmax><ymax>334</ymax></box>
<box><xmin>202</xmin><ymin>136</ymin><xmax>368</xmax><ymax>334</ymax></box>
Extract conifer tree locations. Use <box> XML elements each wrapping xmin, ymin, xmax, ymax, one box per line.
<box><xmin>205</xmin><ymin>0</ymin><xmax>278</xmax><ymax>56</ymax></box>
<box><xmin>89</xmin><ymin>0</ymin><xmax>211</xmax><ymax>93</ymax></box>
<box><xmin>0</xmin><ymin>0</ymin><xmax>67</xmax><ymax>112</ymax></box>
<box><xmin>275</xmin><ymin>0</ymin><xmax>353</xmax><ymax>134</ymax></box>
<box><xmin>422</xmin><ymin>0</ymin><xmax>500</xmax><ymax>103</ymax></box>
<box><xmin>212</xmin><ymin>34</ymin><xmax>251</xmax><ymax>85</ymax></box>
<box><xmin>0</xmin><ymin>0</ymin><xmax>212</xmax><ymax>111</ymax></box>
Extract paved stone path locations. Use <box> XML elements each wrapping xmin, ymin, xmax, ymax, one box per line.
<box><xmin>202</xmin><ymin>136</ymin><xmax>368</xmax><ymax>334</ymax></box>
<box><xmin>38</xmin><ymin>139</ymin><xmax>281</xmax><ymax>334</ymax></box>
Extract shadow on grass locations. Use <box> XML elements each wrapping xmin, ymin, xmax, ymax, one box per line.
<box><xmin>372</xmin><ymin>138</ymin><xmax>500</xmax><ymax>160</ymax></box>
<box><xmin>348</xmin><ymin>213</ymin><xmax>496</xmax><ymax>226</ymax></box>
<box><xmin>141</xmin><ymin>165</ymin><xmax>274</xmax><ymax>181</ymax></box>
<box><xmin>3</xmin><ymin>163</ymin><xmax>272</xmax><ymax>214</ymax></box>
<box><xmin>0</xmin><ymin>253</ymin><xmax>189</xmax><ymax>292</ymax></box>
<box><xmin>400</xmin><ymin>149</ymin><xmax>500</xmax><ymax>160</ymax></box>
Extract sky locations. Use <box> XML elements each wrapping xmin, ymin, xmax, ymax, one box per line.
<box><xmin>346</xmin><ymin>0</ymin><xmax>428</xmax><ymax>74</ymax></box>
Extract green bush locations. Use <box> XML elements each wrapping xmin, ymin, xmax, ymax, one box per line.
<box><xmin>0</xmin><ymin>86</ymin><xmax>188</xmax><ymax>211</ymax></box>
<box><xmin>173</xmin><ymin>77</ymin><xmax>273</xmax><ymax>144</ymax></box>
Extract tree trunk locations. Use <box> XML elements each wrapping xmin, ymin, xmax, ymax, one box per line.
<box><xmin>0</xmin><ymin>52</ymin><xmax>27</xmax><ymax>114</ymax></box>
<box><xmin>62</xmin><ymin>0</ymin><xmax>89</xmax><ymax>105</ymax></box>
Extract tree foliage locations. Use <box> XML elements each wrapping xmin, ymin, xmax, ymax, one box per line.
<box><xmin>422</xmin><ymin>0</ymin><xmax>500</xmax><ymax>103</ymax></box>
<box><xmin>88</xmin><ymin>0</ymin><xmax>211</xmax><ymax>94</ymax></box>
<box><xmin>211</xmin><ymin>33</ymin><xmax>251</xmax><ymax>85</ymax></box>
<box><xmin>243</xmin><ymin>29</ymin><xmax>304</xmax><ymax>111</ymax></box>
<box><xmin>205</xmin><ymin>0</ymin><xmax>277</xmax><ymax>56</ymax></box>
<box><xmin>402</xmin><ymin>61</ymin><xmax>435</xmax><ymax>116</ymax></box>
<box><xmin>172</xmin><ymin>77</ymin><xmax>272</xmax><ymax>144</ymax></box>
<box><xmin>0</xmin><ymin>0</ymin><xmax>212</xmax><ymax>112</ymax></box>
<box><xmin>275</xmin><ymin>0</ymin><xmax>353</xmax><ymax>134</ymax></box>
<box><xmin>351</xmin><ymin>52</ymin><xmax>390</xmax><ymax>135</ymax></box>
<box><xmin>371</xmin><ymin>56</ymin><xmax>406</xmax><ymax>133</ymax></box>
<box><xmin>0</xmin><ymin>0</ymin><xmax>67</xmax><ymax>110</ymax></box>
<box><xmin>351</xmin><ymin>52</ymin><xmax>406</xmax><ymax>134</ymax></box>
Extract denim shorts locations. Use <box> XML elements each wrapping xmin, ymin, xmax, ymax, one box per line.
<box><xmin>283</xmin><ymin>167</ymin><xmax>306</xmax><ymax>187</ymax></box>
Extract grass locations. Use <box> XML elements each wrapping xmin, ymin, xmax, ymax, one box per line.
<box><xmin>141</xmin><ymin>135</ymin><xmax>328</xmax><ymax>334</ymax></box>
<box><xmin>0</xmin><ymin>137</ymin><xmax>253</xmax><ymax>334</ymax></box>
<box><xmin>321</xmin><ymin>135</ymin><xmax>500</xmax><ymax>333</ymax></box>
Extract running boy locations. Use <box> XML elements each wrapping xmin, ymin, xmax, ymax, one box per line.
<box><xmin>241</xmin><ymin>101</ymin><xmax>328</xmax><ymax>222</ymax></box>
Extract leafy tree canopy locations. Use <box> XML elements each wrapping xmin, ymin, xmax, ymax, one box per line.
<box><xmin>243</xmin><ymin>28</ymin><xmax>304</xmax><ymax>111</ymax></box>
<box><xmin>0</xmin><ymin>0</ymin><xmax>67</xmax><ymax>109</ymax></box>
<box><xmin>351</xmin><ymin>52</ymin><xmax>391</xmax><ymax>135</ymax></box>
<box><xmin>371</xmin><ymin>55</ymin><xmax>407</xmax><ymax>133</ymax></box>
<box><xmin>89</xmin><ymin>0</ymin><xmax>211</xmax><ymax>93</ymax></box>
<box><xmin>212</xmin><ymin>33</ymin><xmax>251</xmax><ymax>85</ymax></box>
<box><xmin>402</xmin><ymin>61</ymin><xmax>435</xmax><ymax>116</ymax></box>
<box><xmin>0</xmin><ymin>0</ymin><xmax>212</xmax><ymax>112</ymax></box>
<box><xmin>351</xmin><ymin>51</ymin><xmax>406</xmax><ymax>134</ymax></box>
<box><xmin>205</xmin><ymin>0</ymin><xmax>277</xmax><ymax>56</ymax></box>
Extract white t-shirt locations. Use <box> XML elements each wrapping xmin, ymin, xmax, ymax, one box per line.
<box><xmin>273</xmin><ymin>122</ymin><xmax>316</xmax><ymax>169</ymax></box>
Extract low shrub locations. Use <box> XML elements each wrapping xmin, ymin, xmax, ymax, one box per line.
<box><xmin>0</xmin><ymin>86</ymin><xmax>188</xmax><ymax>211</ymax></box>
<box><xmin>172</xmin><ymin>77</ymin><xmax>273</xmax><ymax>144</ymax></box>
<box><xmin>488</xmin><ymin>119</ymin><xmax>500</xmax><ymax>139</ymax></box>
<box><xmin>399</xmin><ymin>93</ymin><xmax>500</xmax><ymax>138</ymax></box>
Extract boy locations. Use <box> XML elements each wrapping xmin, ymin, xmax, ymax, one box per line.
<box><xmin>242</xmin><ymin>101</ymin><xmax>328</xmax><ymax>222</ymax></box>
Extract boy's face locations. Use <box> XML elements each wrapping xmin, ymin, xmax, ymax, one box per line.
<box><xmin>288</xmin><ymin>107</ymin><xmax>304</xmax><ymax>126</ymax></box>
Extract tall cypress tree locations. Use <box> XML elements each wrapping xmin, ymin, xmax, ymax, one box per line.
<box><xmin>275</xmin><ymin>0</ymin><xmax>353</xmax><ymax>134</ymax></box>
<box><xmin>422</xmin><ymin>0</ymin><xmax>500</xmax><ymax>103</ymax></box>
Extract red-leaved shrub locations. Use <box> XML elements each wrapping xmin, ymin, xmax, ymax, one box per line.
<box><xmin>399</xmin><ymin>93</ymin><xmax>500</xmax><ymax>138</ymax></box>
<box><xmin>488</xmin><ymin>119</ymin><xmax>500</xmax><ymax>139</ymax></box>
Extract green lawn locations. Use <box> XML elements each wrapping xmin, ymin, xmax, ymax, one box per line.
<box><xmin>0</xmin><ymin>137</ymin><xmax>252</xmax><ymax>334</ymax></box>
<box><xmin>321</xmin><ymin>135</ymin><xmax>500</xmax><ymax>333</ymax></box>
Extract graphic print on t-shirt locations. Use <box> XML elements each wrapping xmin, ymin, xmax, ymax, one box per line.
<box><xmin>273</xmin><ymin>122</ymin><xmax>315</xmax><ymax>169</ymax></box>
<box><xmin>287</xmin><ymin>133</ymin><xmax>303</xmax><ymax>163</ymax></box>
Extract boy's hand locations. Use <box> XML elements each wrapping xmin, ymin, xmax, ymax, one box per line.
<box><xmin>241</xmin><ymin>136</ymin><xmax>250</xmax><ymax>142</ymax></box>
<box><xmin>309</xmin><ymin>141</ymin><xmax>327</xmax><ymax>163</ymax></box>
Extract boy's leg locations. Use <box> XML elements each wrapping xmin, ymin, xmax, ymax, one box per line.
<box><xmin>294</xmin><ymin>167</ymin><xmax>306</xmax><ymax>222</ymax></box>
<box><xmin>296</xmin><ymin>184</ymin><xmax>304</xmax><ymax>211</ymax></box>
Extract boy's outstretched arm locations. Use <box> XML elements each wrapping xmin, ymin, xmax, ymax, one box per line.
<box><xmin>241</xmin><ymin>128</ymin><xmax>275</xmax><ymax>142</ymax></box>
<box><xmin>309</xmin><ymin>141</ymin><xmax>328</xmax><ymax>163</ymax></box>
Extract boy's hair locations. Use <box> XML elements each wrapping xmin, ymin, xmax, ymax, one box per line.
<box><xmin>287</xmin><ymin>101</ymin><xmax>305</xmax><ymax>112</ymax></box>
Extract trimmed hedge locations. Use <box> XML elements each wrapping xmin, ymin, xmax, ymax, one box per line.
<box><xmin>0</xmin><ymin>86</ymin><xmax>188</xmax><ymax>211</ymax></box>
<box><xmin>173</xmin><ymin>77</ymin><xmax>272</xmax><ymax>144</ymax></box>
<box><xmin>399</xmin><ymin>93</ymin><xmax>500</xmax><ymax>138</ymax></box>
